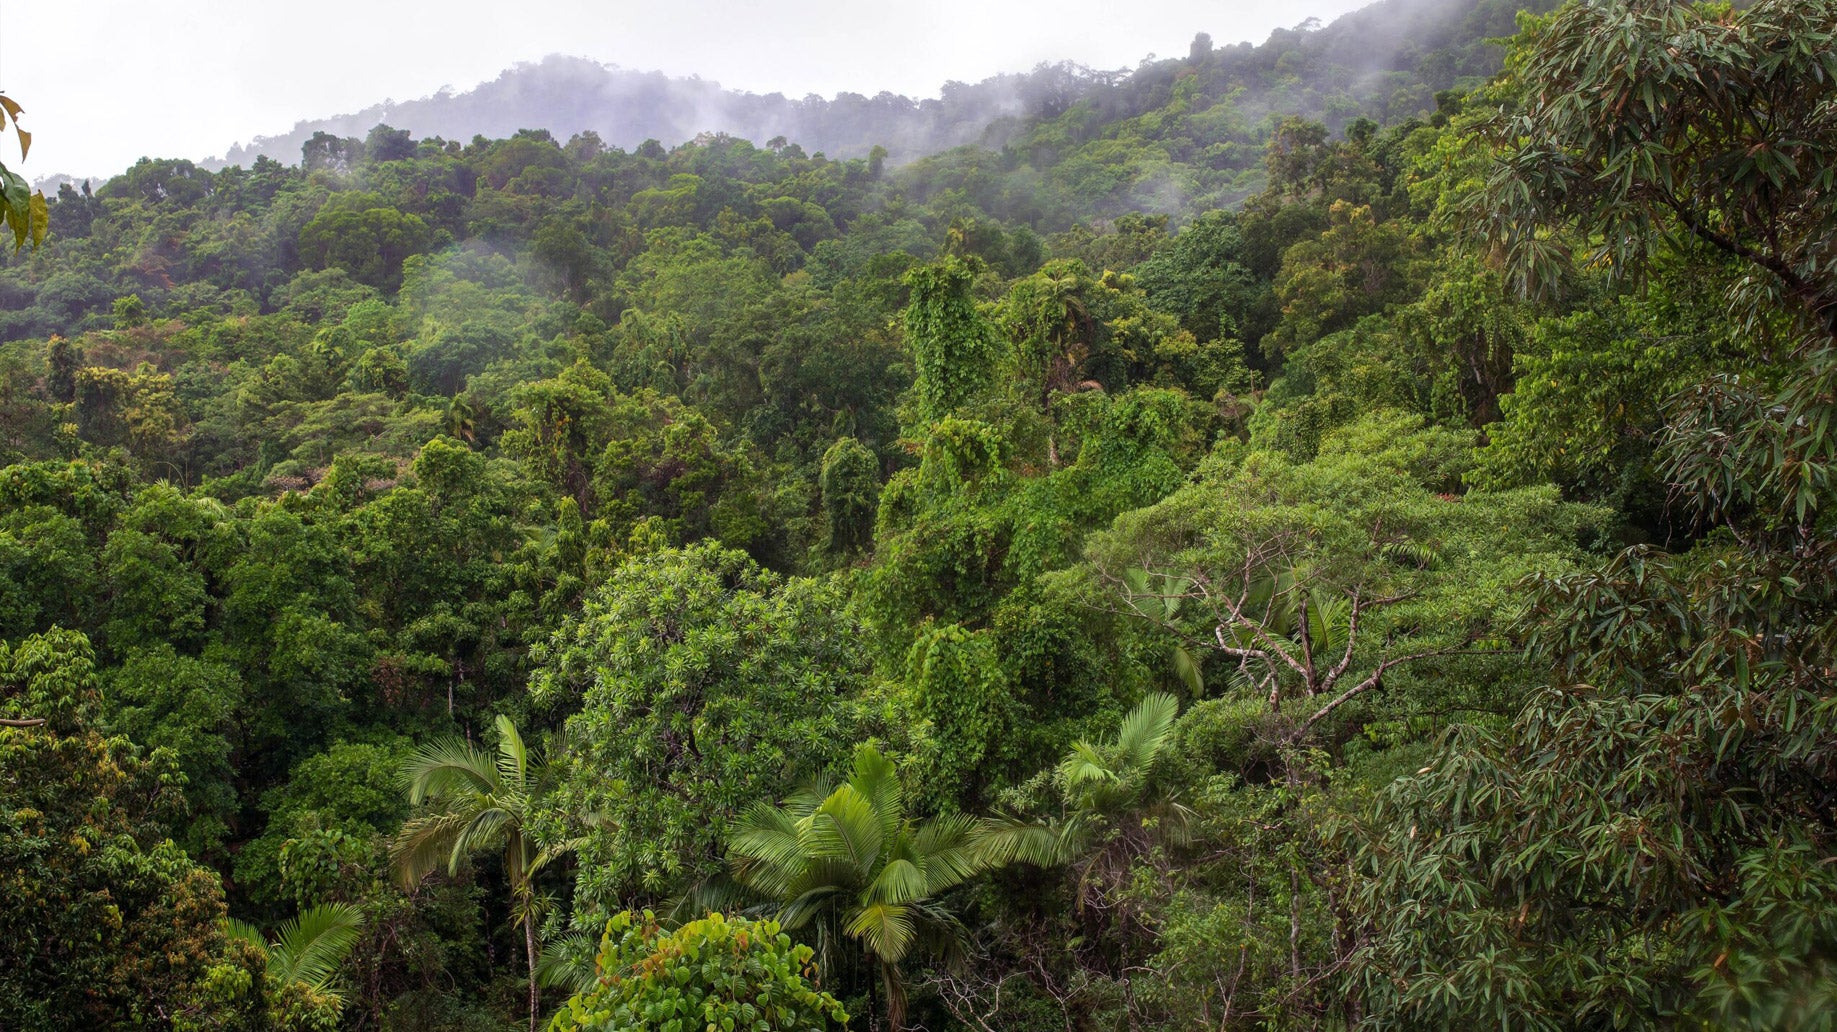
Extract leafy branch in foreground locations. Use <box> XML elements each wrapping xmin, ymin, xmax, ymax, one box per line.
<box><xmin>1479</xmin><ymin>0</ymin><xmax>1837</xmax><ymax>339</ymax></box>
<box><xmin>0</xmin><ymin>94</ymin><xmax>48</xmax><ymax>251</ymax></box>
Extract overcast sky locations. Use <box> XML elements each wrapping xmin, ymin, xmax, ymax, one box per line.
<box><xmin>5</xmin><ymin>0</ymin><xmax>1370</xmax><ymax>180</ymax></box>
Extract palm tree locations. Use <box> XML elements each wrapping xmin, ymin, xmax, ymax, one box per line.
<box><xmin>444</xmin><ymin>394</ymin><xmax>477</xmax><ymax>445</ymax></box>
<box><xmin>982</xmin><ymin>693</ymin><xmax>1194</xmax><ymax>897</ymax></box>
<box><xmin>391</xmin><ymin>714</ymin><xmax>575</xmax><ymax>1032</ymax></box>
<box><xmin>727</xmin><ymin>743</ymin><xmax>996</xmax><ymax>1031</ymax></box>
<box><xmin>225</xmin><ymin>903</ymin><xmax>364</xmax><ymax>1015</ymax></box>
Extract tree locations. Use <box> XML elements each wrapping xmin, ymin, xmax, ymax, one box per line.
<box><xmin>1087</xmin><ymin>411</ymin><xmax>1602</xmax><ymax>756</ymax></box>
<box><xmin>0</xmin><ymin>631</ymin><xmax>267</xmax><ymax>1030</ymax></box>
<box><xmin>104</xmin><ymin>647</ymin><xmax>244</xmax><ymax>856</ymax></box>
<box><xmin>1348</xmin><ymin>3</ymin><xmax>1837</xmax><ymax>1027</ymax></box>
<box><xmin>985</xmin><ymin>692</ymin><xmax>1192</xmax><ymax>875</ymax></box>
<box><xmin>534</xmin><ymin>544</ymin><xmax>862</xmax><ymax>905</ymax></box>
<box><xmin>819</xmin><ymin>436</ymin><xmax>880</xmax><ymax>556</ymax></box>
<box><xmin>949</xmin><ymin>693</ymin><xmax>1215</xmax><ymax>1028</ymax></box>
<box><xmin>549</xmin><ymin>911</ymin><xmax>847</xmax><ymax>1032</ymax></box>
<box><xmin>904</xmin><ymin>257</ymin><xmax>1004</xmax><ymax>425</ymax></box>
<box><xmin>998</xmin><ymin>259</ymin><xmax>1096</xmax><ymax>421</ymax></box>
<box><xmin>299</xmin><ymin>203</ymin><xmax>435</xmax><ymax>292</ymax></box>
<box><xmin>365</xmin><ymin>124</ymin><xmax>417</xmax><ymax>164</ymax></box>
<box><xmin>1135</xmin><ymin>210</ymin><xmax>1262</xmax><ymax>352</ymax></box>
<box><xmin>727</xmin><ymin>743</ymin><xmax>1002</xmax><ymax>1031</ymax></box>
<box><xmin>1481</xmin><ymin>0</ymin><xmax>1837</xmax><ymax>337</ymax></box>
<box><xmin>392</xmin><ymin>714</ymin><xmax>576</xmax><ymax>1032</ymax></box>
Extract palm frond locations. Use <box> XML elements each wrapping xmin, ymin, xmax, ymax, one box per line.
<box><xmin>528</xmin><ymin>835</ymin><xmax>586</xmax><ymax>880</ymax></box>
<box><xmin>493</xmin><ymin>713</ymin><xmax>531</xmax><ymax>791</ymax></box>
<box><xmin>269</xmin><ymin>903</ymin><xmax>364</xmax><ymax>991</ymax></box>
<box><xmin>910</xmin><ymin>812</ymin><xmax>988</xmax><ymax>892</ymax></box>
<box><xmin>848</xmin><ymin>746</ymin><xmax>900</xmax><ymax>807</ymax></box>
<box><xmin>1122</xmin><ymin>567</ymin><xmax>1151</xmax><ymax>596</ymax></box>
<box><xmin>1150</xmin><ymin>796</ymin><xmax>1201</xmax><ymax>848</ymax></box>
<box><xmin>1171</xmin><ymin>644</ymin><xmax>1205</xmax><ymax>696</ymax></box>
<box><xmin>1306</xmin><ymin>592</ymin><xmax>1352</xmax><ymax>657</ymax></box>
<box><xmin>727</xmin><ymin>802</ymin><xmax>810</xmax><ymax>898</ymax></box>
<box><xmin>808</xmin><ymin>784</ymin><xmax>883</xmax><ymax>874</ymax></box>
<box><xmin>665</xmin><ymin>872</ymin><xmax>752</xmax><ymax>925</ymax></box>
<box><xmin>223</xmin><ymin>917</ymin><xmax>267</xmax><ymax>953</ymax></box>
<box><xmin>906</xmin><ymin>898</ymin><xmax>973</xmax><ymax>971</ymax></box>
<box><xmin>451</xmin><ymin>806</ymin><xmax>514</xmax><ymax>867</ymax></box>
<box><xmin>851</xmin><ymin>745</ymin><xmax>905</xmax><ymax>850</ymax></box>
<box><xmin>975</xmin><ymin>815</ymin><xmax>1071</xmax><ymax>868</ymax></box>
<box><xmin>846</xmin><ymin>901</ymin><xmax>916</xmax><ymax>964</ymax></box>
<box><xmin>1116</xmin><ymin>692</ymin><xmax>1180</xmax><ymax>773</ymax></box>
<box><xmin>391</xmin><ymin>809</ymin><xmax>476</xmax><ymax>888</ymax></box>
<box><xmin>401</xmin><ymin>737</ymin><xmax>498</xmax><ymax>805</ymax></box>
<box><xmin>783</xmin><ymin>772</ymin><xmax>836</xmax><ymax>816</ymax></box>
<box><xmin>779</xmin><ymin>885</ymin><xmax>846</xmax><ymax>931</ymax></box>
<box><xmin>1058</xmin><ymin>741</ymin><xmax>1116</xmax><ymax>790</ymax></box>
<box><xmin>535</xmin><ymin>929</ymin><xmax>601</xmax><ymax>994</ymax></box>
<box><xmin>869</xmin><ymin>857</ymin><xmax>929</xmax><ymax>906</ymax></box>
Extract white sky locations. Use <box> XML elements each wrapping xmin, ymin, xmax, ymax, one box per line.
<box><xmin>3</xmin><ymin>0</ymin><xmax>1370</xmax><ymax>180</ymax></box>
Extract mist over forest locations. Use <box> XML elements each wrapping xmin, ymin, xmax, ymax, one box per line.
<box><xmin>217</xmin><ymin>0</ymin><xmax>1523</xmax><ymax>170</ymax></box>
<box><xmin>2</xmin><ymin>0</ymin><xmax>1834</xmax><ymax>1029</ymax></box>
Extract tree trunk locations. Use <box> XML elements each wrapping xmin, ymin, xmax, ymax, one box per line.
<box><xmin>880</xmin><ymin>957</ymin><xmax>908</xmax><ymax>1032</ymax></box>
<box><xmin>525</xmin><ymin>909</ymin><xmax>540</xmax><ymax>1032</ymax></box>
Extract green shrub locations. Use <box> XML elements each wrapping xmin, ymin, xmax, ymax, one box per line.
<box><xmin>550</xmin><ymin>911</ymin><xmax>847</xmax><ymax>1032</ymax></box>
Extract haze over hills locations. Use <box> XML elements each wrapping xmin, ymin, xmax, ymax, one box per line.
<box><xmin>213</xmin><ymin>0</ymin><xmax>1538</xmax><ymax>172</ymax></box>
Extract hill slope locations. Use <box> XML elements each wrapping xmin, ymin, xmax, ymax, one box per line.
<box><xmin>219</xmin><ymin>0</ymin><xmax>1543</xmax><ymax>170</ymax></box>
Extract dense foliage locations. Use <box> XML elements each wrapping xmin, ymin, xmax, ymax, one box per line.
<box><xmin>4</xmin><ymin>0</ymin><xmax>1833</xmax><ymax>1028</ymax></box>
<box><xmin>549</xmin><ymin>911</ymin><xmax>846</xmax><ymax>1032</ymax></box>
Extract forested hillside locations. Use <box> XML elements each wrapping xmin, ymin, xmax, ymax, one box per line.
<box><xmin>2</xmin><ymin>0</ymin><xmax>1834</xmax><ymax>1029</ymax></box>
<box><xmin>217</xmin><ymin>0</ymin><xmax>1533</xmax><ymax>169</ymax></box>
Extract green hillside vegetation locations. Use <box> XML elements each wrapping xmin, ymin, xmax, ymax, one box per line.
<box><xmin>2</xmin><ymin>0</ymin><xmax>1834</xmax><ymax>1029</ymax></box>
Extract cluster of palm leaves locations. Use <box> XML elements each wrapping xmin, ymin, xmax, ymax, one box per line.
<box><xmin>391</xmin><ymin>714</ymin><xmax>581</xmax><ymax>1032</ymax></box>
<box><xmin>983</xmin><ymin>692</ymin><xmax>1194</xmax><ymax>905</ymax></box>
<box><xmin>225</xmin><ymin>903</ymin><xmax>365</xmax><ymax>1011</ymax></box>
<box><xmin>723</xmin><ymin>692</ymin><xmax>1189</xmax><ymax>1030</ymax></box>
<box><xmin>377</xmin><ymin>701</ymin><xmax>1188</xmax><ymax>1031</ymax></box>
<box><xmin>725</xmin><ymin>744</ymin><xmax>990</xmax><ymax>1030</ymax></box>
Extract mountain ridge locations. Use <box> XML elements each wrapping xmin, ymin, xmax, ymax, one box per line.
<box><xmin>211</xmin><ymin>0</ymin><xmax>1540</xmax><ymax>173</ymax></box>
